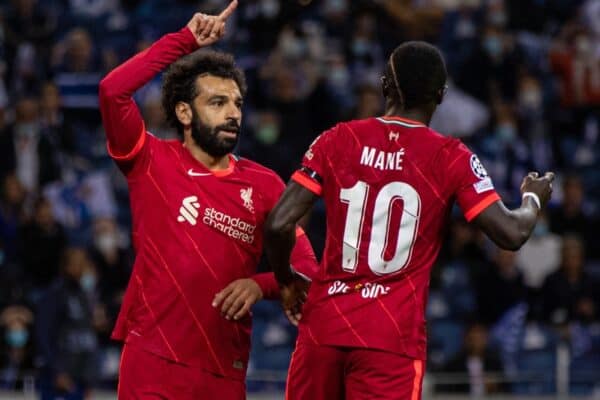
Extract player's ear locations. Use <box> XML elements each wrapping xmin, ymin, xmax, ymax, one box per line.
<box><xmin>175</xmin><ymin>101</ymin><xmax>193</xmax><ymax>127</ymax></box>
<box><xmin>381</xmin><ymin>76</ymin><xmax>390</xmax><ymax>98</ymax></box>
<box><xmin>437</xmin><ymin>84</ymin><xmax>448</xmax><ymax>105</ymax></box>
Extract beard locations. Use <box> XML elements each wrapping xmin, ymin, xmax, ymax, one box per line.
<box><xmin>190</xmin><ymin>108</ymin><xmax>240</xmax><ymax>158</ymax></box>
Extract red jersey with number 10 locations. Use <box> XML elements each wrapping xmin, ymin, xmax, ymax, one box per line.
<box><xmin>291</xmin><ymin>116</ymin><xmax>500</xmax><ymax>360</ymax></box>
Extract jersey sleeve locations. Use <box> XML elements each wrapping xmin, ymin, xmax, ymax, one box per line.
<box><xmin>445</xmin><ymin>140</ymin><xmax>501</xmax><ymax>222</ymax></box>
<box><xmin>99</xmin><ymin>27</ymin><xmax>199</xmax><ymax>176</ymax></box>
<box><xmin>290</xmin><ymin>125</ymin><xmax>340</xmax><ymax>196</ymax></box>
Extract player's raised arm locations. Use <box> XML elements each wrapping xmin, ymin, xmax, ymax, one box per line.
<box><xmin>473</xmin><ymin>172</ymin><xmax>554</xmax><ymax>250</ymax></box>
<box><xmin>98</xmin><ymin>1</ymin><xmax>237</xmax><ymax>160</ymax></box>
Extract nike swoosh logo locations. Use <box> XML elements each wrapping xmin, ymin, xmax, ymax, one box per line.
<box><xmin>187</xmin><ymin>169</ymin><xmax>212</xmax><ymax>177</ymax></box>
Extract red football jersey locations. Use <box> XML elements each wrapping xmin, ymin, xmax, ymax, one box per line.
<box><xmin>99</xmin><ymin>27</ymin><xmax>318</xmax><ymax>381</ymax></box>
<box><xmin>291</xmin><ymin>116</ymin><xmax>500</xmax><ymax>360</ymax></box>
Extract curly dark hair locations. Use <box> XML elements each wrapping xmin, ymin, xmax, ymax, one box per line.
<box><xmin>161</xmin><ymin>50</ymin><xmax>247</xmax><ymax>136</ymax></box>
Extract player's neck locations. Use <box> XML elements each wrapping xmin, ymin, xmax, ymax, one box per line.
<box><xmin>183</xmin><ymin>137</ymin><xmax>230</xmax><ymax>170</ymax></box>
<box><xmin>384</xmin><ymin>104</ymin><xmax>432</xmax><ymax>126</ymax></box>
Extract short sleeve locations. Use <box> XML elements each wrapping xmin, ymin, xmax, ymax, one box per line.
<box><xmin>445</xmin><ymin>140</ymin><xmax>501</xmax><ymax>222</ymax></box>
<box><xmin>290</xmin><ymin>125</ymin><xmax>339</xmax><ymax>196</ymax></box>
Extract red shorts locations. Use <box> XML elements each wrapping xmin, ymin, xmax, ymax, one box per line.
<box><xmin>118</xmin><ymin>344</ymin><xmax>246</xmax><ymax>400</ymax></box>
<box><xmin>285</xmin><ymin>341</ymin><xmax>424</xmax><ymax>400</ymax></box>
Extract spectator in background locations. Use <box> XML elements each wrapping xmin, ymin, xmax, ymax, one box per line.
<box><xmin>0</xmin><ymin>97</ymin><xmax>64</xmax><ymax>191</ymax></box>
<box><xmin>516</xmin><ymin>212</ymin><xmax>561</xmax><ymax>290</ymax></box>
<box><xmin>429</xmin><ymin>81</ymin><xmax>490</xmax><ymax>138</ymax></box>
<box><xmin>549</xmin><ymin>175</ymin><xmax>597</xmax><ymax>258</ymax></box>
<box><xmin>0</xmin><ymin>175</ymin><xmax>27</xmax><ymax>265</ymax></box>
<box><xmin>346</xmin><ymin>12</ymin><xmax>383</xmax><ymax>80</ymax></box>
<box><xmin>539</xmin><ymin>235</ymin><xmax>599</xmax><ymax>325</ymax></box>
<box><xmin>477</xmin><ymin>249</ymin><xmax>527</xmax><ymax>325</ymax></box>
<box><xmin>549</xmin><ymin>23</ymin><xmax>600</xmax><ymax>168</ymax></box>
<box><xmin>347</xmin><ymin>84</ymin><xmax>382</xmax><ymax>120</ymax></box>
<box><xmin>39</xmin><ymin>81</ymin><xmax>76</xmax><ymax>165</ymax></box>
<box><xmin>51</xmin><ymin>27</ymin><xmax>103</xmax><ymax>135</ymax></box>
<box><xmin>3</xmin><ymin>0</ymin><xmax>56</xmax><ymax>86</ymax></box>
<box><xmin>67</xmin><ymin>0</ymin><xmax>121</xmax><ymax>19</ymax></box>
<box><xmin>140</xmin><ymin>88</ymin><xmax>174</xmax><ymax>139</ymax></box>
<box><xmin>17</xmin><ymin>197</ymin><xmax>67</xmax><ymax>299</ymax></box>
<box><xmin>0</xmin><ymin>305</ymin><xmax>34</xmax><ymax>390</ymax></box>
<box><xmin>549</xmin><ymin>175</ymin><xmax>590</xmax><ymax>234</ymax></box>
<box><xmin>434</xmin><ymin>217</ymin><xmax>488</xmax><ymax>288</ymax></box>
<box><xmin>477</xmin><ymin>103</ymin><xmax>530</xmax><ymax>201</ymax></box>
<box><xmin>87</xmin><ymin>217</ymin><xmax>130</xmax><ymax>342</ymax></box>
<box><xmin>35</xmin><ymin>247</ymin><xmax>100</xmax><ymax>400</ymax></box>
<box><xmin>456</xmin><ymin>23</ymin><xmax>520</xmax><ymax>103</ymax></box>
<box><xmin>378</xmin><ymin>0</ymin><xmax>445</xmax><ymax>41</ymax></box>
<box><xmin>515</xmin><ymin>73</ymin><xmax>555</xmax><ymax>174</ymax></box>
<box><xmin>437</xmin><ymin>2</ymin><xmax>481</xmax><ymax>77</ymax></box>
<box><xmin>438</xmin><ymin>323</ymin><xmax>504</xmax><ymax>395</ymax></box>
<box><xmin>550</xmin><ymin>25</ymin><xmax>600</xmax><ymax>110</ymax></box>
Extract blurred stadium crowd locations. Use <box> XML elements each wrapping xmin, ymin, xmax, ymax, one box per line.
<box><xmin>0</xmin><ymin>0</ymin><xmax>599</xmax><ymax>397</ymax></box>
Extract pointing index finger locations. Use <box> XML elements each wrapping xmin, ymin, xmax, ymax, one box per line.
<box><xmin>218</xmin><ymin>0</ymin><xmax>238</xmax><ymax>21</ymax></box>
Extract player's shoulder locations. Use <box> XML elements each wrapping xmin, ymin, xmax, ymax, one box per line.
<box><xmin>420</xmin><ymin>126</ymin><xmax>469</xmax><ymax>156</ymax></box>
<box><xmin>340</xmin><ymin>117</ymin><xmax>383</xmax><ymax>135</ymax></box>
<box><xmin>235</xmin><ymin>156</ymin><xmax>285</xmax><ymax>185</ymax></box>
<box><xmin>314</xmin><ymin>118</ymin><xmax>379</xmax><ymax>146</ymax></box>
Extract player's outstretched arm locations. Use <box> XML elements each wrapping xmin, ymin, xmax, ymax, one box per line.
<box><xmin>473</xmin><ymin>172</ymin><xmax>554</xmax><ymax>250</ymax></box>
<box><xmin>98</xmin><ymin>1</ymin><xmax>237</xmax><ymax>158</ymax></box>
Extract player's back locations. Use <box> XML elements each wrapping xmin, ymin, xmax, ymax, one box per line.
<box><xmin>293</xmin><ymin>116</ymin><xmax>499</xmax><ymax>359</ymax></box>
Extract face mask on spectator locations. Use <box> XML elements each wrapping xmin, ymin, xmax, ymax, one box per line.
<box><xmin>95</xmin><ymin>233</ymin><xmax>118</xmax><ymax>254</ymax></box>
<box><xmin>5</xmin><ymin>328</ymin><xmax>28</xmax><ymax>348</ymax></box>
<box><xmin>324</xmin><ymin>0</ymin><xmax>346</xmax><ymax>14</ymax></box>
<box><xmin>261</xmin><ymin>0</ymin><xmax>279</xmax><ymax>18</ymax></box>
<box><xmin>519</xmin><ymin>88</ymin><xmax>543</xmax><ymax>111</ymax></box>
<box><xmin>15</xmin><ymin>122</ymin><xmax>38</xmax><ymax>139</ymax></box>
<box><xmin>328</xmin><ymin>66</ymin><xmax>350</xmax><ymax>88</ymax></box>
<box><xmin>280</xmin><ymin>35</ymin><xmax>305</xmax><ymax>59</ymax></box>
<box><xmin>489</xmin><ymin>11</ymin><xmax>507</xmax><ymax>27</ymax></box>
<box><xmin>352</xmin><ymin>38</ymin><xmax>369</xmax><ymax>56</ymax></box>
<box><xmin>483</xmin><ymin>35</ymin><xmax>502</xmax><ymax>58</ymax></box>
<box><xmin>496</xmin><ymin>123</ymin><xmax>516</xmax><ymax>142</ymax></box>
<box><xmin>256</xmin><ymin>124</ymin><xmax>279</xmax><ymax>145</ymax></box>
<box><xmin>80</xmin><ymin>273</ymin><xmax>96</xmax><ymax>292</ymax></box>
<box><xmin>575</xmin><ymin>36</ymin><xmax>591</xmax><ymax>55</ymax></box>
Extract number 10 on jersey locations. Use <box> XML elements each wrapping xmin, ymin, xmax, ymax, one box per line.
<box><xmin>340</xmin><ymin>181</ymin><xmax>421</xmax><ymax>275</ymax></box>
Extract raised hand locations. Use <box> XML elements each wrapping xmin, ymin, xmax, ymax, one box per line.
<box><xmin>187</xmin><ymin>0</ymin><xmax>238</xmax><ymax>47</ymax></box>
<box><xmin>520</xmin><ymin>171</ymin><xmax>555</xmax><ymax>209</ymax></box>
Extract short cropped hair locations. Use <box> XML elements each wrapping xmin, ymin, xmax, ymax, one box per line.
<box><xmin>384</xmin><ymin>41</ymin><xmax>447</xmax><ymax>109</ymax></box>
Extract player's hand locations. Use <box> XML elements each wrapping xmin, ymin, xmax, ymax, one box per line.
<box><xmin>520</xmin><ymin>171</ymin><xmax>554</xmax><ymax>209</ymax></box>
<box><xmin>186</xmin><ymin>0</ymin><xmax>238</xmax><ymax>47</ymax></box>
<box><xmin>213</xmin><ymin>278</ymin><xmax>263</xmax><ymax>321</ymax></box>
<box><xmin>280</xmin><ymin>274</ymin><xmax>310</xmax><ymax>327</ymax></box>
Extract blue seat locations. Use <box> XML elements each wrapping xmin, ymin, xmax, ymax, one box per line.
<box><xmin>428</xmin><ymin>319</ymin><xmax>464</xmax><ymax>367</ymax></box>
<box><xmin>512</xmin><ymin>325</ymin><xmax>558</xmax><ymax>395</ymax></box>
